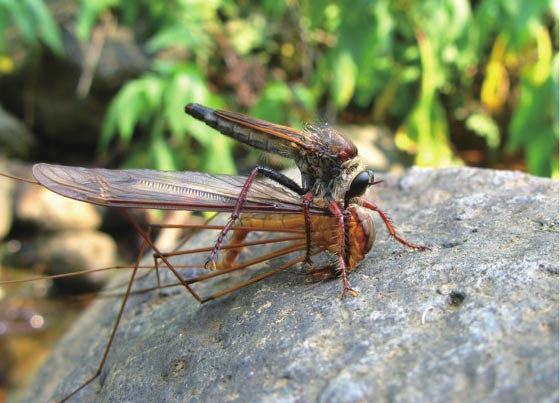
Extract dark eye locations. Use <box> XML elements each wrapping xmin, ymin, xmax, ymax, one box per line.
<box><xmin>346</xmin><ymin>171</ymin><xmax>371</xmax><ymax>200</ymax></box>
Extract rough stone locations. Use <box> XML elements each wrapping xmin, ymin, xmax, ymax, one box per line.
<box><xmin>0</xmin><ymin>160</ymin><xmax>16</xmax><ymax>239</ymax></box>
<box><xmin>16</xmin><ymin>181</ymin><xmax>102</xmax><ymax>231</ymax></box>
<box><xmin>0</xmin><ymin>106</ymin><xmax>36</xmax><ymax>159</ymax></box>
<box><xmin>21</xmin><ymin>167</ymin><xmax>559</xmax><ymax>403</ymax></box>
<box><xmin>35</xmin><ymin>230</ymin><xmax>118</xmax><ymax>292</ymax></box>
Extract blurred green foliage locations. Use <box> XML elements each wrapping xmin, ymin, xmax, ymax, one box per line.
<box><xmin>1</xmin><ymin>0</ymin><xmax>558</xmax><ymax>177</ymax></box>
<box><xmin>0</xmin><ymin>0</ymin><xmax>63</xmax><ymax>55</ymax></box>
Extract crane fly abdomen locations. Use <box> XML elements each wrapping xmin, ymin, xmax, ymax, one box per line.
<box><xmin>219</xmin><ymin>205</ymin><xmax>375</xmax><ymax>276</ymax></box>
<box><xmin>344</xmin><ymin>205</ymin><xmax>375</xmax><ymax>269</ymax></box>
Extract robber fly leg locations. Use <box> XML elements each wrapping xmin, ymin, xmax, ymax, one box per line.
<box><xmin>362</xmin><ymin>200</ymin><xmax>430</xmax><ymax>250</ymax></box>
<box><xmin>325</xmin><ymin>194</ymin><xmax>358</xmax><ymax>298</ymax></box>
<box><xmin>302</xmin><ymin>191</ymin><xmax>315</xmax><ymax>267</ymax></box>
<box><xmin>205</xmin><ymin>166</ymin><xmax>305</xmax><ymax>270</ymax></box>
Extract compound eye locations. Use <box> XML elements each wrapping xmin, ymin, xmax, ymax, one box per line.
<box><xmin>346</xmin><ymin>171</ymin><xmax>371</xmax><ymax>200</ymax></box>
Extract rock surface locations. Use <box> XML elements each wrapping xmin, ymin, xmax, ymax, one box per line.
<box><xmin>21</xmin><ymin>167</ymin><xmax>558</xmax><ymax>403</ymax></box>
<box><xmin>0</xmin><ymin>106</ymin><xmax>35</xmax><ymax>158</ymax></box>
<box><xmin>0</xmin><ymin>160</ymin><xmax>15</xmax><ymax>239</ymax></box>
<box><xmin>35</xmin><ymin>230</ymin><xmax>117</xmax><ymax>291</ymax></box>
<box><xmin>16</xmin><ymin>181</ymin><xmax>102</xmax><ymax>231</ymax></box>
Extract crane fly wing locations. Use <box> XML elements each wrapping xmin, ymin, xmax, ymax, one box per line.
<box><xmin>32</xmin><ymin>163</ymin><xmax>325</xmax><ymax>214</ymax></box>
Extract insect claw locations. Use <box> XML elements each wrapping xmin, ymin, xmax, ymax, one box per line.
<box><xmin>204</xmin><ymin>258</ymin><xmax>217</xmax><ymax>271</ymax></box>
<box><xmin>339</xmin><ymin>286</ymin><xmax>358</xmax><ymax>299</ymax></box>
<box><xmin>308</xmin><ymin>264</ymin><xmax>337</xmax><ymax>279</ymax></box>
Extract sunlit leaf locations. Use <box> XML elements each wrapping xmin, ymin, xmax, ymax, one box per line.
<box><xmin>228</xmin><ymin>15</ymin><xmax>267</xmax><ymax>55</ymax></box>
<box><xmin>292</xmin><ymin>84</ymin><xmax>316</xmax><ymax>111</ymax></box>
<box><xmin>466</xmin><ymin>113</ymin><xmax>500</xmax><ymax>149</ymax></box>
<box><xmin>26</xmin><ymin>0</ymin><xmax>63</xmax><ymax>53</ymax></box>
<box><xmin>165</xmin><ymin>65</ymin><xmax>209</xmax><ymax>142</ymax></box>
<box><xmin>509</xmin><ymin>56</ymin><xmax>558</xmax><ymax>177</ymax></box>
<box><xmin>151</xmin><ymin>137</ymin><xmax>175</xmax><ymax>171</ymax></box>
<box><xmin>202</xmin><ymin>137</ymin><xmax>236</xmax><ymax>175</ymax></box>
<box><xmin>250</xmin><ymin>81</ymin><xmax>294</xmax><ymax>123</ymax></box>
<box><xmin>100</xmin><ymin>79</ymin><xmax>150</xmax><ymax>151</ymax></box>
<box><xmin>331</xmin><ymin>50</ymin><xmax>357</xmax><ymax>108</ymax></box>
<box><xmin>141</xmin><ymin>75</ymin><xmax>164</xmax><ymax>110</ymax></box>
<box><xmin>76</xmin><ymin>0</ymin><xmax>117</xmax><ymax>41</ymax></box>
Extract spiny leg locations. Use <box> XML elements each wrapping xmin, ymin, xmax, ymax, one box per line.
<box><xmin>362</xmin><ymin>200</ymin><xmax>429</xmax><ymax>250</ymax></box>
<box><xmin>325</xmin><ymin>194</ymin><xmax>357</xmax><ymax>298</ymax></box>
<box><xmin>121</xmin><ymin>209</ymin><xmax>204</xmax><ymax>302</ymax></box>
<box><xmin>302</xmin><ymin>191</ymin><xmax>315</xmax><ymax>267</ymax></box>
<box><xmin>204</xmin><ymin>166</ymin><xmax>305</xmax><ymax>269</ymax></box>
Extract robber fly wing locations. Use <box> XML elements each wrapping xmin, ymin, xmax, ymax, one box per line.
<box><xmin>32</xmin><ymin>163</ymin><xmax>316</xmax><ymax>213</ymax></box>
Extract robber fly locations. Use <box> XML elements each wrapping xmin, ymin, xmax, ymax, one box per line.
<box><xmin>5</xmin><ymin>104</ymin><xmax>428</xmax><ymax>401</ymax></box>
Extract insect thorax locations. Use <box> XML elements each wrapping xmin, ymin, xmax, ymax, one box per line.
<box><xmin>297</xmin><ymin>154</ymin><xmax>363</xmax><ymax>200</ymax></box>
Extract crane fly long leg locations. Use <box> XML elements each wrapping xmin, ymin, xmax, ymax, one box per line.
<box><xmin>120</xmin><ymin>209</ymin><xmax>206</xmax><ymax>302</ymax></box>
<box><xmin>0</xmin><ymin>219</ymin><xmax>312</xmax><ymax>301</ymax></box>
<box><xmin>0</xmin><ymin>264</ymin><xmax>154</xmax><ymax>285</ymax></box>
<box><xmin>100</xmin><ymin>244</ymin><xmax>330</xmax><ymax>301</ymax></box>
<box><xmin>158</xmin><ymin>235</ymin><xmax>306</xmax><ymax>259</ymax></box>
<box><xmin>184</xmin><ymin>245</ymin><xmax>330</xmax><ymax>302</ymax></box>
<box><xmin>198</xmin><ymin>255</ymin><xmax>309</xmax><ymax>302</ymax></box>
<box><xmin>57</xmin><ymin>214</ymin><xmax>154</xmax><ymax>402</ymax></box>
<box><xmin>143</xmin><ymin>211</ymin><xmax>337</xmax><ymax>302</ymax></box>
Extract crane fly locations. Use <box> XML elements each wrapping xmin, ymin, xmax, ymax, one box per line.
<box><xmin>1</xmin><ymin>103</ymin><xmax>428</xmax><ymax>401</ymax></box>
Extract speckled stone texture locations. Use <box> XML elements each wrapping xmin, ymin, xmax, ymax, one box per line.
<box><xmin>23</xmin><ymin>167</ymin><xmax>559</xmax><ymax>403</ymax></box>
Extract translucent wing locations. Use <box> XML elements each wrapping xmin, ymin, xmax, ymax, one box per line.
<box><xmin>32</xmin><ymin>163</ymin><xmax>328</xmax><ymax>214</ymax></box>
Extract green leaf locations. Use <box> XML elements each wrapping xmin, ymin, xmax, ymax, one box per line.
<box><xmin>331</xmin><ymin>50</ymin><xmax>357</xmax><ymax>108</ymax></box>
<box><xmin>76</xmin><ymin>0</ymin><xmax>118</xmax><ymax>41</ymax></box>
<box><xmin>466</xmin><ymin>113</ymin><xmax>500</xmax><ymax>149</ymax></box>
<box><xmin>164</xmin><ymin>65</ymin><xmax>209</xmax><ymax>142</ymax></box>
<box><xmin>146</xmin><ymin>24</ymin><xmax>211</xmax><ymax>53</ymax></box>
<box><xmin>509</xmin><ymin>67</ymin><xmax>558</xmax><ymax>177</ymax></box>
<box><xmin>250</xmin><ymin>81</ymin><xmax>303</xmax><ymax>128</ymax></box>
<box><xmin>7</xmin><ymin>1</ymin><xmax>35</xmax><ymax>45</ymax></box>
<box><xmin>100</xmin><ymin>78</ymin><xmax>152</xmax><ymax>151</ymax></box>
<box><xmin>151</xmin><ymin>137</ymin><xmax>175</xmax><ymax>171</ymax></box>
<box><xmin>202</xmin><ymin>137</ymin><xmax>236</xmax><ymax>175</ymax></box>
<box><xmin>26</xmin><ymin>0</ymin><xmax>63</xmax><ymax>53</ymax></box>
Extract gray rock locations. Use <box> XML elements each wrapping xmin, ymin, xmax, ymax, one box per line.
<box><xmin>21</xmin><ymin>167</ymin><xmax>558</xmax><ymax>403</ymax></box>
<box><xmin>16</xmin><ymin>181</ymin><xmax>102</xmax><ymax>231</ymax></box>
<box><xmin>0</xmin><ymin>160</ymin><xmax>16</xmax><ymax>239</ymax></box>
<box><xmin>0</xmin><ymin>106</ymin><xmax>36</xmax><ymax>158</ymax></box>
<box><xmin>35</xmin><ymin>230</ymin><xmax>118</xmax><ymax>292</ymax></box>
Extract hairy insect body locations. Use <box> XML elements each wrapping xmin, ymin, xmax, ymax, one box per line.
<box><xmin>185</xmin><ymin>103</ymin><xmax>363</xmax><ymax>200</ymax></box>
